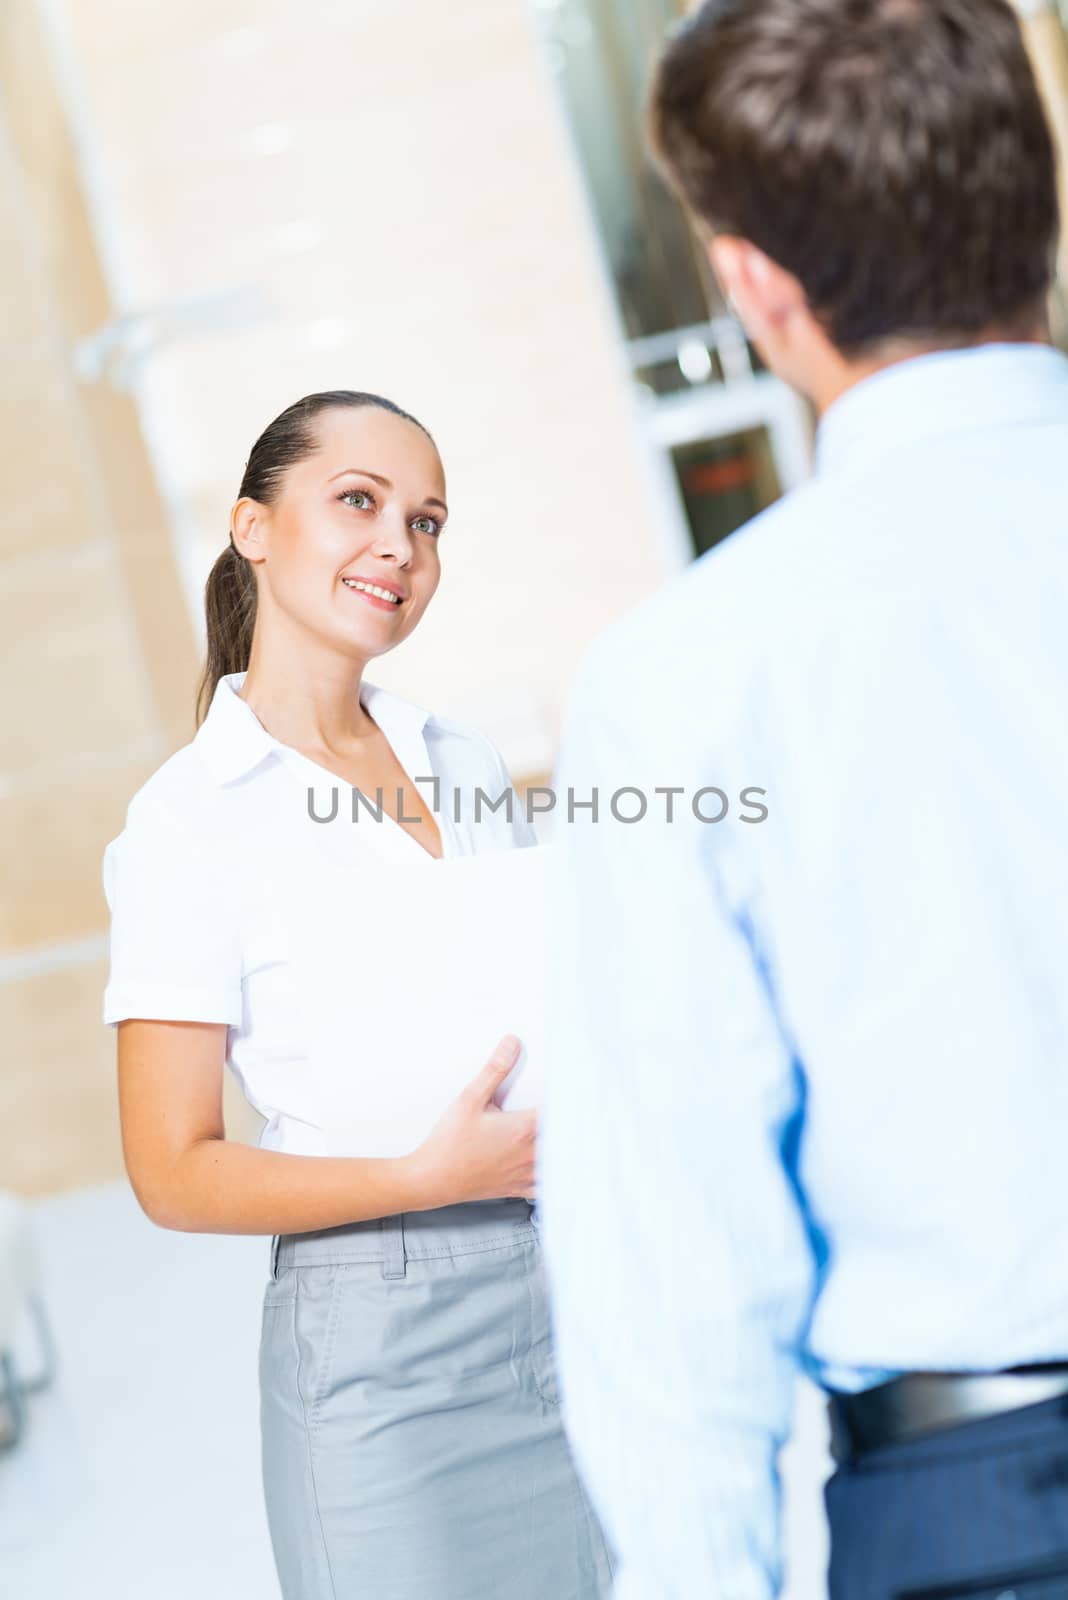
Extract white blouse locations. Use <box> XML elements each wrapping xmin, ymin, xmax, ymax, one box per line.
<box><xmin>102</xmin><ymin>670</ymin><xmax>537</xmax><ymax>1156</ymax></box>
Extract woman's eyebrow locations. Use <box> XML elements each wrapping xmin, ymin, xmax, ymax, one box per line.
<box><xmin>327</xmin><ymin>466</ymin><xmax>447</xmax><ymax>514</ymax></box>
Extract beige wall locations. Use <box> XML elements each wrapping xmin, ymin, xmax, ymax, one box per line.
<box><xmin>0</xmin><ymin>0</ymin><xmax>206</xmax><ymax>1196</ymax></box>
<box><xmin>3</xmin><ymin>0</ymin><xmax>669</xmax><ymax>1195</ymax></box>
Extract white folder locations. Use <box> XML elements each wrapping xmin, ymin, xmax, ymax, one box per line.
<box><xmin>292</xmin><ymin>841</ymin><xmax>551</xmax><ymax>1159</ymax></box>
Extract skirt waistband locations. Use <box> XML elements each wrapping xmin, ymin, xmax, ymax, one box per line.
<box><xmin>270</xmin><ymin>1196</ymin><xmax>537</xmax><ymax>1278</ymax></box>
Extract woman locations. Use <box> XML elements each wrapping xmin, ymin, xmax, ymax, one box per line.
<box><xmin>101</xmin><ymin>390</ymin><xmax>615</xmax><ymax>1597</ymax></box>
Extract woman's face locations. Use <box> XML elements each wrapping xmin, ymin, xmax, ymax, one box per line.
<box><xmin>235</xmin><ymin>404</ymin><xmax>447</xmax><ymax>661</ymax></box>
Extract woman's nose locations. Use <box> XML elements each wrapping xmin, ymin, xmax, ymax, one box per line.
<box><xmin>368</xmin><ymin>512</ymin><xmax>413</xmax><ymax>564</ymax></box>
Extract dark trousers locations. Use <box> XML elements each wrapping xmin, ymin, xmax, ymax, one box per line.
<box><xmin>825</xmin><ymin>1393</ymin><xmax>1068</xmax><ymax>1598</ymax></box>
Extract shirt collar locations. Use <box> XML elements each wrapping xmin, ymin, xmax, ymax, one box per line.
<box><xmin>814</xmin><ymin>341</ymin><xmax>1068</xmax><ymax>478</ymax></box>
<box><xmin>193</xmin><ymin>670</ymin><xmax>433</xmax><ymax>786</ymax></box>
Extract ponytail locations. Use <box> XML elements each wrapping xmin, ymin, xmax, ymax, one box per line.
<box><xmin>194</xmin><ymin>537</ymin><xmax>257</xmax><ymax>728</ymax></box>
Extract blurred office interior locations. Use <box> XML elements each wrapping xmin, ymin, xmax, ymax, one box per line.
<box><xmin>3</xmin><ymin>1</ymin><xmax>1068</xmax><ymax>1594</ymax></box>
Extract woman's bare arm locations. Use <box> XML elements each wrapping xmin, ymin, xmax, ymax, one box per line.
<box><xmin>116</xmin><ymin>1018</ymin><xmax>535</xmax><ymax>1234</ymax></box>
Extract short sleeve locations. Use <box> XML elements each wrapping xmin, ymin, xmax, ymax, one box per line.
<box><xmin>101</xmin><ymin>796</ymin><xmax>244</xmax><ymax>1028</ymax></box>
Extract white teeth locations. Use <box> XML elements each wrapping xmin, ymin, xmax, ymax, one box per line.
<box><xmin>342</xmin><ymin>579</ymin><xmax>402</xmax><ymax>604</ymax></box>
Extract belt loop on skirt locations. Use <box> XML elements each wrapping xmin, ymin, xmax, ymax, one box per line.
<box><xmin>380</xmin><ymin>1213</ymin><xmax>407</xmax><ymax>1279</ymax></box>
<box><xmin>269</xmin><ymin>1232</ymin><xmax>282</xmax><ymax>1280</ymax></box>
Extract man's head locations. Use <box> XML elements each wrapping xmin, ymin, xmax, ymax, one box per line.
<box><xmin>648</xmin><ymin>0</ymin><xmax>1059</xmax><ymax>408</ymax></box>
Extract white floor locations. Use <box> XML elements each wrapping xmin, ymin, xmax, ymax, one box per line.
<box><xmin>0</xmin><ymin>1181</ymin><xmax>831</xmax><ymax>1597</ymax></box>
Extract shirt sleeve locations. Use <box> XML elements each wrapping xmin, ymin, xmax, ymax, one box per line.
<box><xmin>480</xmin><ymin>734</ymin><xmax>540</xmax><ymax>849</ymax></box>
<box><xmin>538</xmin><ymin>640</ymin><xmax>817</xmax><ymax>1600</ymax></box>
<box><xmin>101</xmin><ymin>794</ymin><xmax>244</xmax><ymax>1028</ymax></box>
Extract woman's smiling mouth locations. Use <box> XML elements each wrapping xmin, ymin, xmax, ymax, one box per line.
<box><xmin>341</xmin><ymin>577</ymin><xmax>405</xmax><ymax>609</ymax></box>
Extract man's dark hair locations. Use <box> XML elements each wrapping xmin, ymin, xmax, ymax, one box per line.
<box><xmin>648</xmin><ymin>0</ymin><xmax>1060</xmax><ymax>352</ymax></box>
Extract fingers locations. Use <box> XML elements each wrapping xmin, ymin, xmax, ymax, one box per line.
<box><xmin>467</xmin><ymin>1034</ymin><xmax>521</xmax><ymax>1108</ymax></box>
<box><xmin>498</xmin><ymin>1107</ymin><xmax>538</xmax><ymax>1140</ymax></box>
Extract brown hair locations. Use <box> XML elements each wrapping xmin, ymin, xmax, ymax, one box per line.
<box><xmin>647</xmin><ymin>0</ymin><xmax>1060</xmax><ymax>352</ymax></box>
<box><xmin>195</xmin><ymin>390</ymin><xmax>434</xmax><ymax>728</ymax></box>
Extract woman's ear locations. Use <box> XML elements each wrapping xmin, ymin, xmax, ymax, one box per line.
<box><xmin>231</xmin><ymin>497</ymin><xmax>268</xmax><ymax>565</ymax></box>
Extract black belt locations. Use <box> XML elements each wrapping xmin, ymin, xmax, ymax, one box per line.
<box><xmin>828</xmin><ymin>1364</ymin><xmax>1068</xmax><ymax>1462</ymax></box>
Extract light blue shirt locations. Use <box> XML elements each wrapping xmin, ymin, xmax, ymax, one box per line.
<box><xmin>538</xmin><ymin>344</ymin><xmax>1068</xmax><ymax>1600</ymax></box>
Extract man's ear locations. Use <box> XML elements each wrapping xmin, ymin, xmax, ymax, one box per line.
<box><xmin>708</xmin><ymin>235</ymin><xmax>806</xmax><ymax>341</ymax></box>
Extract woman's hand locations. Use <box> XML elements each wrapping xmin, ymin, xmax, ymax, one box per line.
<box><xmin>406</xmin><ymin>1035</ymin><xmax>537</xmax><ymax>1208</ymax></box>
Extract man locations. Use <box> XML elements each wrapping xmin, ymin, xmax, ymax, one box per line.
<box><xmin>537</xmin><ymin>2</ymin><xmax>1068</xmax><ymax>1597</ymax></box>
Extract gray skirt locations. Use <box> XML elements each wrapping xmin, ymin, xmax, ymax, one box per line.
<box><xmin>258</xmin><ymin>1196</ymin><xmax>616</xmax><ymax>1598</ymax></box>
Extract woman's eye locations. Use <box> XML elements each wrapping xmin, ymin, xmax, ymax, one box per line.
<box><xmin>338</xmin><ymin>489</ymin><xmax>439</xmax><ymax>535</ymax></box>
